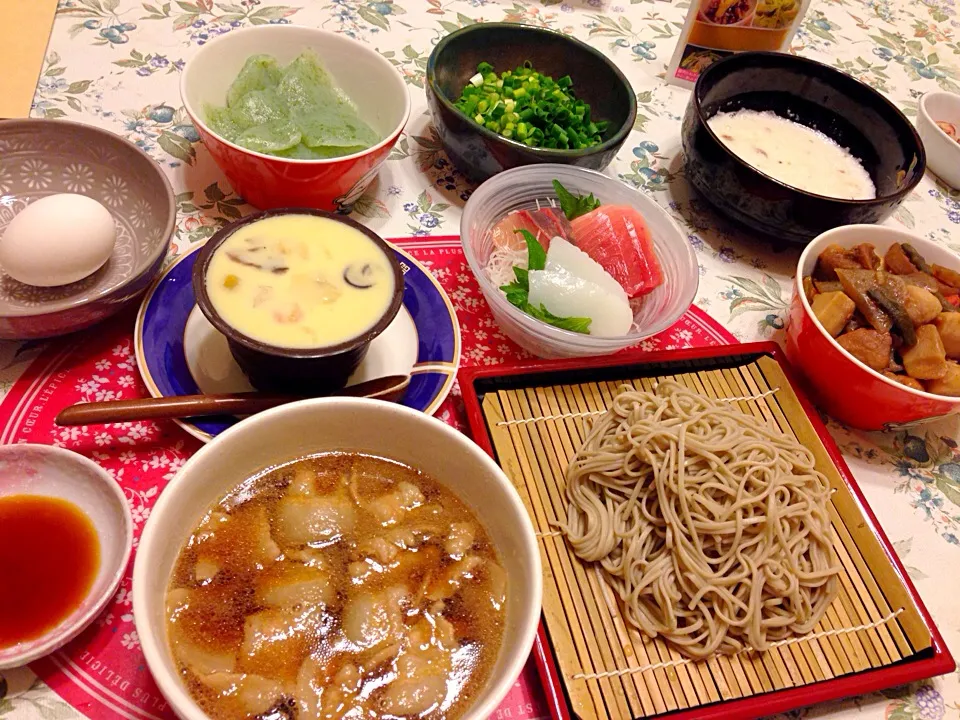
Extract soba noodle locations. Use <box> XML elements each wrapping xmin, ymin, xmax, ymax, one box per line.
<box><xmin>559</xmin><ymin>381</ymin><xmax>841</xmax><ymax>660</ymax></box>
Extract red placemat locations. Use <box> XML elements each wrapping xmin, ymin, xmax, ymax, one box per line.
<box><xmin>2</xmin><ymin>236</ymin><xmax>735</xmax><ymax>720</ymax></box>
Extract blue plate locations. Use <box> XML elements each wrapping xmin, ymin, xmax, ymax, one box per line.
<box><xmin>135</xmin><ymin>244</ymin><xmax>460</xmax><ymax>442</ymax></box>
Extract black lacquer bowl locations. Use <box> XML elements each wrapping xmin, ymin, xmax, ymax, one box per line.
<box><xmin>193</xmin><ymin>208</ymin><xmax>404</xmax><ymax>395</ymax></box>
<box><xmin>426</xmin><ymin>23</ymin><xmax>636</xmax><ymax>183</ymax></box>
<box><xmin>681</xmin><ymin>51</ymin><xmax>925</xmax><ymax>245</ymax></box>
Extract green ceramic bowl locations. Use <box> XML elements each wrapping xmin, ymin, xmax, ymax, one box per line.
<box><xmin>426</xmin><ymin>23</ymin><xmax>636</xmax><ymax>183</ymax></box>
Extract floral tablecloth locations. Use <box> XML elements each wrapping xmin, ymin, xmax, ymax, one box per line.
<box><xmin>1</xmin><ymin>0</ymin><xmax>959</xmax><ymax>717</ymax></box>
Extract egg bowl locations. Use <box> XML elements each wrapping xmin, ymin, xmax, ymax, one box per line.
<box><xmin>681</xmin><ymin>52</ymin><xmax>925</xmax><ymax>244</ymax></box>
<box><xmin>132</xmin><ymin>397</ymin><xmax>542</xmax><ymax>720</ymax></box>
<box><xmin>917</xmin><ymin>91</ymin><xmax>960</xmax><ymax>190</ymax></box>
<box><xmin>785</xmin><ymin>224</ymin><xmax>960</xmax><ymax>430</ymax></box>
<box><xmin>193</xmin><ymin>208</ymin><xmax>404</xmax><ymax>395</ymax></box>
<box><xmin>0</xmin><ymin>444</ymin><xmax>133</xmax><ymax>669</ymax></box>
<box><xmin>426</xmin><ymin>23</ymin><xmax>636</xmax><ymax>184</ymax></box>
<box><xmin>180</xmin><ymin>24</ymin><xmax>410</xmax><ymax>213</ymax></box>
<box><xmin>0</xmin><ymin>119</ymin><xmax>175</xmax><ymax>340</ymax></box>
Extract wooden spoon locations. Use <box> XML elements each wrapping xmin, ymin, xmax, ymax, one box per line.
<box><xmin>55</xmin><ymin>375</ymin><xmax>410</xmax><ymax>427</ymax></box>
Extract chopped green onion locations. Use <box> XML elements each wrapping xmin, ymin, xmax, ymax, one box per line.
<box><xmin>452</xmin><ymin>60</ymin><xmax>606</xmax><ymax>150</ymax></box>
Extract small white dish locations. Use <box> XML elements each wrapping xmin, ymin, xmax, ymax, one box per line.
<box><xmin>917</xmin><ymin>91</ymin><xmax>960</xmax><ymax>189</ymax></box>
<box><xmin>0</xmin><ymin>445</ymin><xmax>132</xmax><ymax>669</ymax></box>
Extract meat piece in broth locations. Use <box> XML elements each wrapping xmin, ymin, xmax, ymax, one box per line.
<box><xmin>349</xmin><ymin>530</ymin><xmax>418</xmax><ymax>581</ymax></box>
<box><xmin>171</xmin><ymin>634</ymin><xmax>237</xmax><ymax>676</ymax></box>
<box><xmin>192</xmin><ymin>506</ymin><xmax>281</xmax><ymax>574</ymax></box>
<box><xmin>274</xmin><ymin>488</ymin><xmax>356</xmax><ymax>548</ymax></box>
<box><xmin>444</xmin><ymin>523</ymin><xmax>476</xmax><ymax>558</ymax></box>
<box><xmin>357</xmin><ymin>528</ymin><xmax>419</xmax><ymax>564</ymax></box>
<box><xmin>194</xmin><ymin>556</ymin><xmax>221</xmax><ymax>584</ymax></box>
<box><xmin>378</xmin><ymin>616</ymin><xmax>457</xmax><ymax>717</ymax></box>
<box><xmin>350</xmin><ymin>534</ymin><xmax>441</xmax><ymax>585</ymax></box>
<box><xmin>240</xmin><ymin>606</ymin><xmax>324</xmax><ymax>681</ymax></box>
<box><xmin>367</xmin><ymin>481</ymin><xmax>424</xmax><ymax>526</ymax></box>
<box><xmin>427</xmin><ymin>556</ymin><xmax>483</xmax><ymax>601</ymax></box>
<box><xmin>296</xmin><ymin>657</ymin><xmax>365</xmax><ymax>720</ymax></box>
<box><xmin>342</xmin><ymin>586</ymin><xmax>407</xmax><ymax>650</ymax></box>
<box><xmin>486</xmin><ymin>561</ymin><xmax>508</xmax><ymax>611</ymax></box>
<box><xmin>255</xmin><ymin>561</ymin><xmax>333</xmax><ymax>609</ymax></box>
<box><xmin>167</xmin><ymin>586</ymin><xmax>243</xmax><ymax>676</ymax></box>
<box><xmin>196</xmin><ymin>672</ymin><xmax>287</xmax><ymax>718</ymax></box>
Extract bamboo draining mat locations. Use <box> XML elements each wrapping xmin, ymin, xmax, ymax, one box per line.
<box><xmin>480</xmin><ymin>355</ymin><xmax>932</xmax><ymax>720</ymax></box>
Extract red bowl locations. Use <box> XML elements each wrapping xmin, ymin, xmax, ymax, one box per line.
<box><xmin>785</xmin><ymin>224</ymin><xmax>960</xmax><ymax>430</ymax></box>
<box><xmin>180</xmin><ymin>25</ymin><xmax>410</xmax><ymax>212</ymax></box>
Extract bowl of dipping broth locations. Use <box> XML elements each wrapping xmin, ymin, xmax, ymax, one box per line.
<box><xmin>0</xmin><ymin>444</ymin><xmax>132</xmax><ymax>669</ymax></box>
<box><xmin>427</xmin><ymin>23</ymin><xmax>636</xmax><ymax>184</ymax></box>
<box><xmin>461</xmin><ymin>164</ymin><xmax>699</xmax><ymax>359</ymax></box>
<box><xmin>194</xmin><ymin>208</ymin><xmax>404</xmax><ymax>395</ymax></box>
<box><xmin>133</xmin><ymin>396</ymin><xmax>542</xmax><ymax>720</ymax></box>
<box><xmin>786</xmin><ymin>225</ymin><xmax>960</xmax><ymax>430</ymax></box>
<box><xmin>181</xmin><ymin>25</ymin><xmax>410</xmax><ymax>212</ymax></box>
<box><xmin>0</xmin><ymin>119</ymin><xmax>175</xmax><ymax>340</ymax></box>
<box><xmin>682</xmin><ymin>52</ymin><xmax>925</xmax><ymax>244</ymax></box>
<box><xmin>917</xmin><ymin>91</ymin><xmax>960</xmax><ymax>190</ymax></box>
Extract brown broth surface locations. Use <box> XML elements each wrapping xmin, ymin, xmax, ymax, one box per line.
<box><xmin>166</xmin><ymin>453</ymin><xmax>506</xmax><ymax>720</ymax></box>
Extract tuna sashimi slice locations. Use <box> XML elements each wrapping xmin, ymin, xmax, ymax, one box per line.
<box><xmin>489</xmin><ymin>207</ymin><xmax>572</xmax><ymax>252</ymax></box>
<box><xmin>570</xmin><ymin>205</ymin><xmax>663</xmax><ymax>298</ymax></box>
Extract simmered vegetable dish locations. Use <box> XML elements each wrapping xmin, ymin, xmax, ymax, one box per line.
<box><xmin>804</xmin><ymin>242</ymin><xmax>960</xmax><ymax>396</ymax></box>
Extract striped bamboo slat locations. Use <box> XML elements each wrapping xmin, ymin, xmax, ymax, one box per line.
<box><xmin>480</xmin><ymin>358</ymin><xmax>932</xmax><ymax>720</ymax></box>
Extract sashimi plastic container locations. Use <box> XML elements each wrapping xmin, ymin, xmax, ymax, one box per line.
<box><xmin>461</xmin><ymin>165</ymin><xmax>699</xmax><ymax>358</ymax></box>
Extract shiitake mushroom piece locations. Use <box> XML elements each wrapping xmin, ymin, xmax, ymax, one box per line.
<box><xmin>343</xmin><ymin>263</ymin><xmax>376</xmax><ymax>289</ymax></box>
<box><xmin>867</xmin><ymin>286</ymin><xmax>917</xmax><ymax>347</ymax></box>
<box><xmin>901</xmin><ymin>243</ymin><xmax>932</xmax><ymax>275</ymax></box>
<box><xmin>225</xmin><ymin>250</ymin><xmax>289</xmax><ymax>275</ymax></box>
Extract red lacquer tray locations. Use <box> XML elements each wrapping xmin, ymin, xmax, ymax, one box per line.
<box><xmin>458</xmin><ymin>342</ymin><xmax>955</xmax><ymax>720</ymax></box>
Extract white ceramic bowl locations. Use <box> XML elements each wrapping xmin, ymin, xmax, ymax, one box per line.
<box><xmin>461</xmin><ymin>165</ymin><xmax>699</xmax><ymax>359</ymax></box>
<box><xmin>180</xmin><ymin>25</ymin><xmax>411</xmax><ymax>211</ymax></box>
<box><xmin>0</xmin><ymin>444</ymin><xmax>132</xmax><ymax>669</ymax></box>
<box><xmin>133</xmin><ymin>398</ymin><xmax>542</xmax><ymax>720</ymax></box>
<box><xmin>917</xmin><ymin>91</ymin><xmax>960</xmax><ymax>190</ymax></box>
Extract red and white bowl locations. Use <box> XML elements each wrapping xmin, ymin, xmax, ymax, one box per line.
<box><xmin>181</xmin><ymin>25</ymin><xmax>410</xmax><ymax>212</ymax></box>
<box><xmin>785</xmin><ymin>224</ymin><xmax>960</xmax><ymax>430</ymax></box>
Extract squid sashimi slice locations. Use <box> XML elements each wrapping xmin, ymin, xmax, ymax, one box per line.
<box><xmin>571</xmin><ymin>205</ymin><xmax>663</xmax><ymax>298</ymax></box>
<box><xmin>489</xmin><ymin>207</ymin><xmax>572</xmax><ymax>251</ymax></box>
<box><xmin>547</xmin><ymin>236</ymin><xmax>629</xmax><ymax>298</ymax></box>
<box><xmin>528</xmin><ymin>238</ymin><xmax>633</xmax><ymax>337</ymax></box>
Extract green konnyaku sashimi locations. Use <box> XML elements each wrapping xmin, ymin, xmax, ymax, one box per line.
<box><xmin>205</xmin><ymin>52</ymin><xmax>380</xmax><ymax>159</ymax></box>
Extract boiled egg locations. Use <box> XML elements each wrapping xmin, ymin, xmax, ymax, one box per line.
<box><xmin>0</xmin><ymin>194</ymin><xmax>117</xmax><ymax>287</ymax></box>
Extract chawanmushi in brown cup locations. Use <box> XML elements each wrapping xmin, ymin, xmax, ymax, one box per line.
<box><xmin>193</xmin><ymin>207</ymin><xmax>404</xmax><ymax>395</ymax></box>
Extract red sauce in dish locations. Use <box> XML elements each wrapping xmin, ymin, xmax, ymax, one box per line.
<box><xmin>0</xmin><ymin>495</ymin><xmax>100</xmax><ymax>648</ymax></box>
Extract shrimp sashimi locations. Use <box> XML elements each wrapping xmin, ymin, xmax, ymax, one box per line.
<box><xmin>489</xmin><ymin>207</ymin><xmax>572</xmax><ymax>252</ymax></box>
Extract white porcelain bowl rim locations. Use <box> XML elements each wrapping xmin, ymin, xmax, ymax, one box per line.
<box><xmin>0</xmin><ymin>444</ymin><xmax>133</xmax><ymax>670</ymax></box>
<box><xmin>133</xmin><ymin>397</ymin><xmax>543</xmax><ymax>720</ymax></box>
<box><xmin>797</xmin><ymin>224</ymin><xmax>960</xmax><ymax>405</ymax></box>
<box><xmin>180</xmin><ymin>24</ymin><xmax>412</xmax><ymax>165</ymax></box>
<box><xmin>919</xmin><ymin>90</ymin><xmax>960</xmax><ymax>146</ymax></box>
